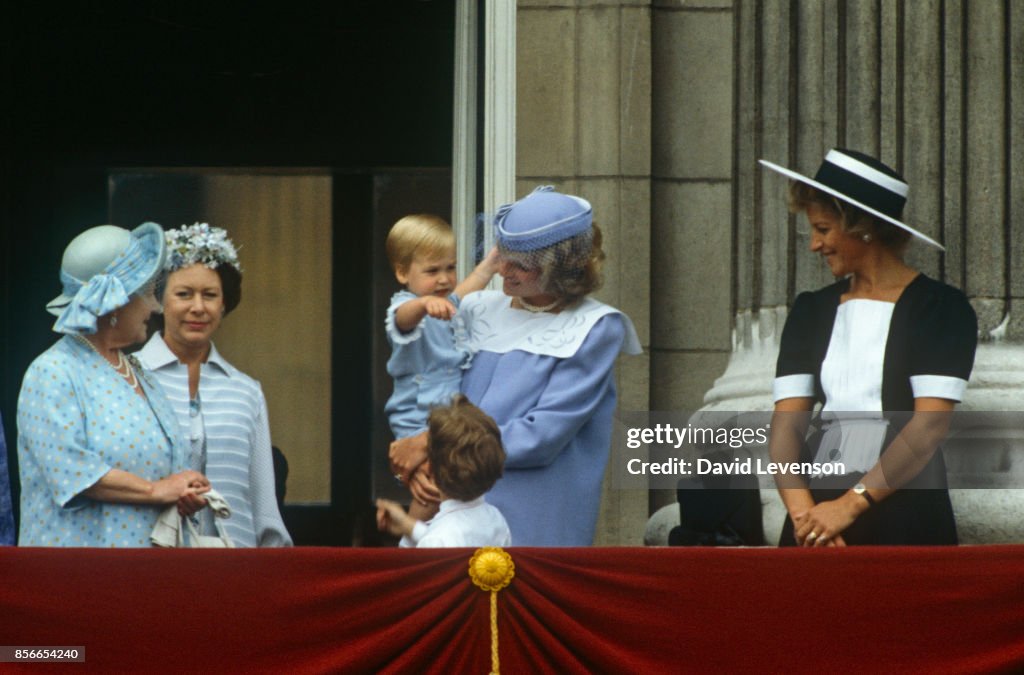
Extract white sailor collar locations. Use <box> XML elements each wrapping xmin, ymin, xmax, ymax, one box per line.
<box><xmin>458</xmin><ymin>290</ymin><xmax>642</xmax><ymax>359</ymax></box>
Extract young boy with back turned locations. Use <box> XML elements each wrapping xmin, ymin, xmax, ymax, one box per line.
<box><xmin>377</xmin><ymin>395</ymin><xmax>510</xmax><ymax>547</ymax></box>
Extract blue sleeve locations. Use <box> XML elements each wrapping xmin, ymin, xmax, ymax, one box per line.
<box><xmin>249</xmin><ymin>388</ymin><xmax>292</xmax><ymax>546</ymax></box>
<box><xmin>0</xmin><ymin>413</ymin><xmax>14</xmax><ymax>545</ymax></box>
<box><xmin>17</xmin><ymin>358</ymin><xmax>111</xmax><ymax>510</ymax></box>
<box><xmin>499</xmin><ymin>314</ymin><xmax>626</xmax><ymax>469</ymax></box>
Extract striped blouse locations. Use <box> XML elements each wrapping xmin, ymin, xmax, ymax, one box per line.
<box><xmin>136</xmin><ymin>334</ymin><xmax>291</xmax><ymax>547</ymax></box>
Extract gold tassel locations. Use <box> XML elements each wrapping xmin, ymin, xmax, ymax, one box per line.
<box><xmin>468</xmin><ymin>547</ymin><xmax>515</xmax><ymax>674</ymax></box>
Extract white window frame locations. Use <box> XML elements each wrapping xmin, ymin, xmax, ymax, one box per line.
<box><xmin>452</xmin><ymin>0</ymin><xmax>516</xmax><ymax>278</ymax></box>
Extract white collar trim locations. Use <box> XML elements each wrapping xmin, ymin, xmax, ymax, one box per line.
<box><xmin>458</xmin><ymin>290</ymin><xmax>641</xmax><ymax>359</ymax></box>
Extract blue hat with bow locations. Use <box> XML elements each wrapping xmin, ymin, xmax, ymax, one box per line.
<box><xmin>47</xmin><ymin>222</ymin><xmax>166</xmax><ymax>335</ymax></box>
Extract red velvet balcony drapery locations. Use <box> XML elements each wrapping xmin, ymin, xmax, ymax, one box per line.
<box><xmin>2</xmin><ymin>546</ymin><xmax>1023</xmax><ymax>674</ymax></box>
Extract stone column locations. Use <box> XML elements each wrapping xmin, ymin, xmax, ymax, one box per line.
<box><xmin>649</xmin><ymin>0</ymin><xmax>736</xmax><ymax>514</ymax></box>
<box><xmin>695</xmin><ymin>0</ymin><xmax>1024</xmax><ymax>544</ymax></box>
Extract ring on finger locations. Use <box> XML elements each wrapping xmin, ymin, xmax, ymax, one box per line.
<box><xmin>806</xmin><ymin>531</ymin><xmax>819</xmax><ymax>541</ymax></box>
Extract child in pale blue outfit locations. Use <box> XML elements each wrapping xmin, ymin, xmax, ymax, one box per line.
<box><xmin>384</xmin><ymin>214</ymin><xmax>497</xmax><ymax>440</ymax></box>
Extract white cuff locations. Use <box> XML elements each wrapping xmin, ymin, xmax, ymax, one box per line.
<box><xmin>910</xmin><ymin>375</ymin><xmax>968</xmax><ymax>402</ymax></box>
<box><xmin>385</xmin><ymin>300</ymin><xmax>424</xmax><ymax>345</ymax></box>
<box><xmin>408</xmin><ymin>520</ymin><xmax>429</xmax><ymax>546</ymax></box>
<box><xmin>773</xmin><ymin>374</ymin><xmax>815</xmax><ymax>402</ymax></box>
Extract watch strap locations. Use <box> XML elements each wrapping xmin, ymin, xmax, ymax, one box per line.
<box><xmin>854</xmin><ymin>483</ymin><xmax>876</xmax><ymax>508</ymax></box>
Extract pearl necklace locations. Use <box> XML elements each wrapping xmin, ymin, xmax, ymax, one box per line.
<box><xmin>73</xmin><ymin>334</ymin><xmax>139</xmax><ymax>390</ymax></box>
<box><xmin>517</xmin><ymin>297</ymin><xmax>561</xmax><ymax>313</ymax></box>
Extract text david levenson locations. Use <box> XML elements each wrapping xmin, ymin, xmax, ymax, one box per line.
<box><xmin>626</xmin><ymin>457</ymin><xmax>847</xmax><ymax>477</ymax></box>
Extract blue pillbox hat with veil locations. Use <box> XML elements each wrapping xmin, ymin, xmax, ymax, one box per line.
<box><xmin>494</xmin><ymin>185</ymin><xmax>593</xmax><ymax>252</ymax></box>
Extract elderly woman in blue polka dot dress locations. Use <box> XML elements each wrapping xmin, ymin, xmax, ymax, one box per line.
<box><xmin>17</xmin><ymin>223</ymin><xmax>209</xmax><ymax>547</ymax></box>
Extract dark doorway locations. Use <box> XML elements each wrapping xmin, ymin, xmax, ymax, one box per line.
<box><xmin>1</xmin><ymin>2</ymin><xmax>456</xmax><ymax>545</ymax></box>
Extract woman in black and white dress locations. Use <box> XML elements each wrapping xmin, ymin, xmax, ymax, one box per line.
<box><xmin>762</xmin><ymin>149</ymin><xmax>977</xmax><ymax>546</ymax></box>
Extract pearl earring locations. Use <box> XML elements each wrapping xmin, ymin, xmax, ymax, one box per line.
<box><xmin>110</xmin><ymin>314</ymin><xmax>118</xmax><ymax>327</ymax></box>
<box><xmin>862</xmin><ymin>233</ymin><xmax>873</xmax><ymax>243</ymax></box>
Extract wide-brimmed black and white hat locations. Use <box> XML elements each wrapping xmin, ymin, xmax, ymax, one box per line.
<box><xmin>759</xmin><ymin>148</ymin><xmax>944</xmax><ymax>251</ymax></box>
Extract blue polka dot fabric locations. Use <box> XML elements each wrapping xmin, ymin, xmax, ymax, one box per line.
<box><xmin>17</xmin><ymin>336</ymin><xmax>186</xmax><ymax>547</ymax></box>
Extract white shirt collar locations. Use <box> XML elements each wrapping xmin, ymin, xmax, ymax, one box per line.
<box><xmin>436</xmin><ymin>496</ymin><xmax>486</xmax><ymax>515</ymax></box>
<box><xmin>137</xmin><ymin>332</ymin><xmax>232</xmax><ymax>377</ymax></box>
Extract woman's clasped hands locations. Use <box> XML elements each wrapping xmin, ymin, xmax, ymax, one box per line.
<box><xmin>152</xmin><ymin>470</ymin><xmax>211</xmax><ymax>516</ymax></box>
<box><xmin>790</xmin><ymin>495</ymin><xmax>868</xmax><ymax>547</ymax></box>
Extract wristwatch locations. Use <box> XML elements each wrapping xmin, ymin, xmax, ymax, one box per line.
<box><xmin>852</xmin><ymin>483</ymin><xmax>876</xmax><ymax>508</ymax></box>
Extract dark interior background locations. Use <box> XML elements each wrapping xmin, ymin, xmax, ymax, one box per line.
<box><xmin>0</xmin><ymin>2</ymin><xmax>457</xmax><ymax>545</ymax></box>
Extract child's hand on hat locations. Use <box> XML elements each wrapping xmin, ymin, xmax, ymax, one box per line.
<box><xmin>480</xmin><ymin>246</ymin><xmax>500</xmax><ymax>276</ymax></box>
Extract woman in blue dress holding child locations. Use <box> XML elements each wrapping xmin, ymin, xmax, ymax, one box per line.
<box><xmin>390</xmin><ymin>187</ymin><xmax>641</xmax><ymax>546</ymax></box>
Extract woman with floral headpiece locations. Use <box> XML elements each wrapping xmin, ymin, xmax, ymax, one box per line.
<box><xmin>390</xmin><ymin>187</ymin><xmax>642</xmax><ymax>546</ymax></box>
<box><xmin>18</xmin><ymin>223</ymin><xmax>209</xmax><ymax>547</ymax></box>
<box><xmin>136</xmin><ymin>224</ymin><xmax>291</xmax><ymax>547</ymax></box>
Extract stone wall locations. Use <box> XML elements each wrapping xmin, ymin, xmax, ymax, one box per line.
<box><xmin>650</xmin><ymin>1</ymin><xmax>736</xmax><ymax>516</ymax></box>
